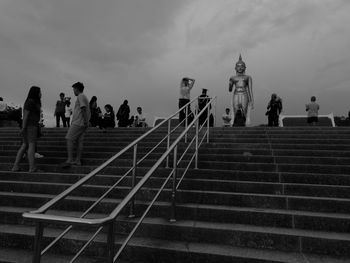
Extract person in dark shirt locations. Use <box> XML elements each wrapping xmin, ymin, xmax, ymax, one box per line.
<box><xmin>266</xmin><ymin>93</ymin><xmax>282</xmax><ymax>127</ymax></box>
<box><xmin>54</xmin><ymin>92</ymin><xmax>66</xmax><ymax>127</ymax></box>
<box><xmin>117</xmin><ymin>100</ymin><xmax>130</xmax><ymax>127</ymax></box>
<box><xmin>12</xmin><ymin>86</ymin><xmax>42</xmax><ymax>172</ymax></box>
<box><xmin>198</xmin><ymin>89</ymin><xmax>210</xmax><ymax>127</ymax></box>
<box><xmin>89</xmin><ymin>96</ymin><xmax>102</xmax><ymax>127</ymax></box>
<box><xmin>100</xmin><ymin>104</ymin><xmax>115</xmax><ymax>132</ymax></box>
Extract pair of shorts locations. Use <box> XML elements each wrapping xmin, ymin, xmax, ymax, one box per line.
<box><xmin>307</xmin><ymin>116</ymin><xmax>318</xmax><ymax>123</ymax></box>
<box><xmin>23</xmin><ymin>125</ymin><xmax>38</xmax><ymax>144</ymax></box>
<box><xmin>65</xmin><ymin>124</ymin><xmax>87</xmax><ymax>142</ymax></box>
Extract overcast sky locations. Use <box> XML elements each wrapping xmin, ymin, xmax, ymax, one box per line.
<box><xmin>1</xmin><ymin>0</ymin><xmax>350</xmax><ymax>126</ymax></box>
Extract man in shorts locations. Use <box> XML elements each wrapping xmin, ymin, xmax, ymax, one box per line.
<box><xmin>62</xmin><ymin>82</ymin><xmax>90</xmax><ymax>167</ymax></box>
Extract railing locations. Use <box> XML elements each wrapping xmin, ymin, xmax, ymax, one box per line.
<box><xmin>23</xmin><ymin>96</ymin><xmax>216</xmax><ymax>263</ymax></box>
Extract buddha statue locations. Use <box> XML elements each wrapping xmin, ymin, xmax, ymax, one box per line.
<box><xmin>229</xmin><ymin>54</ymin><xmax>254</xmax><ymax>126</ymax></box>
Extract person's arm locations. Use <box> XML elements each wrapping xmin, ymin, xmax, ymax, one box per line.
<box><xmin>21</xmin><ymin>109</ymin><xmax>29</xmax><ymax>132</ymax></box>
<box><xmin>248</xmin><ymin>76</ymin><xmax>253</xmax><ymax>108</ymax></box>
<box><xmin>188</xmin><ymin>79</ymin><xmax>195</xmax><ymax>89</ymax></box>
<box><xmin>267</xmin><ymin>101</ymin><xmax>271</xmax><ymax>110</ymax></box>
<box><xmin>54</xmin><ymin>101</ymin><xmax>58</xmax><ymax>116</ymax></box>
<box><xmin>229</xmin><ymin>77</ymin><xmax>233</xmax><ymax>92</ymax></box>
<box><xmin>81</xmin><ymin>107</ymin><xmax>89</xmax><ymax>127</ymax></box>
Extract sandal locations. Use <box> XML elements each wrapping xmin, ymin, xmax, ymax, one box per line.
<box><xmin>60</xmin><ymin>162</ymin><xmax>73</xmax><ymax>168</ymax></box>
<box><xmin>11</xmin><ymin>166</ymin><xmax>21</xmax><ymax>172</ymax></box>
<box><xmin>28</xmin><ymin>168</ymin><xmax>43</xmax><ymax>173</ymax></box>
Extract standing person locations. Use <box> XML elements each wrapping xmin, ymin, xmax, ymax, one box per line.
<box><xmin>306</xmin><ymin>96</ymin><xmax>320</xmax><ymax>126</ymax></box>
<box><xmin>117</xmin><ymin>100</ymin><xmax>130</xmax><ymax>127</ymax></box>
<box><xmin>64</xmin><ymin>98</ymin><xmax>72</xmax><ymax>127</ymax></box>
<box><xmin>62</xmin><ymin>82</ymin><xmax>90</xmax><ymax>167</ymax></box>
<box><xmin>222</xmin><ymin>108</ymin><xmax>232</xmax><ymax>127</ymax></box>
<box><xmin>198</xmin><ymin>88</ymin><xmax>210</xmax><ymax>127</ymax></box>
<box><xmin>89</xmin><ymin>96</ymin><xmax>102</xmax><ymax>127</ymax></box>
<box><xmin>266</xmin><ymin>93</ymin><xmax>282</xmax><ymax>127</ymax></box>
<box><xmin>179</xmin><ymin>77</ymin><xmax>195</xmax><ymax>126</ymax></box>
<box><xmin>54</xmin><ymin>92</ymin><xmax>66</xmax><ymax>127</ymax></box>
<box><xmin>11</xmin><ymin>86</ymin><xmax>42</xmax><ymax>172</ymax></box>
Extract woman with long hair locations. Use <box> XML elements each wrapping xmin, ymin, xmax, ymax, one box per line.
<box><xmin>12</xmin><ymin>86</ymin><xmax>42</xmax><ymax>172</ymax></box>
<box><xmin>89</xmin><ymin>96</ymin><xmax>102</xmax><ymax>127</ymax></box>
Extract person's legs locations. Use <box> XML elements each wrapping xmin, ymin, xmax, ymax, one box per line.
<box><xmin>66</xmin><ymin>139</ymin><xmax>75</xmax><ymax>163</ymax></box>
<box><xmin>75</xmin><ymin>134</ymin><xmax>85</xmax><ymax>165</ymax></box>
<box><xmin>64</xmin><ymin>125</ymin><xmax>77</xmax><ymax>164</ymax></box>
<box><xmin>27</xmin><ymin>142</ymin><xmax>36</xmax><ymax>172</ymax></box>
<box><xmin>60</xmin><ymin>113</ymin><xmax>66</xmax><ymax>127</ymax></box>
<box><xmin>12</xmin><ymin>142</ymin><xmax>28</xmax><ymax>171</ymax></box>
<box><xmin>56</xmin><ymin>115</ymin><xmax>60</xmax><ymax>127</ymax></box>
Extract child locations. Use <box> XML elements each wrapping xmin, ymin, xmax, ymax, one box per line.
<box><xmin>64</xmin><ymin>98</ymin><xmax>72</xmax><ymax>127</ymax></box>
<box><xmin>306</xmin><ymin>96</ymin><xmax>319</xmax><ymax>126</ymax></box>
<box><xmin>222</xmin><ymin>108</ymin><xmax>231</xmax><ymax>127</ymax></box>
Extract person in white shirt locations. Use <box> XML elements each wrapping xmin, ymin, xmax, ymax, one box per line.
<box><xmin>306</xmin><ymin>96</ymin><xmax>320</xmax><ymax>126</ymax></box>
<box><xmin>0</xmin><ymin>97</ymin><xmax>7</xmax><ymax>112</ymax></box>
<box><xmin>222</xmin><ymin>108</ymin><xmax>232</xmax><ymax>127</ymax></box>
<box><xmin>64</xmin><ymin>98</ymin><xmax>73</xmax><ymax>127</ymax></box>
<box><xmin>134</xmin><ymin>107</ymin><xmax>148</xmax><ymax>127</ymax></box>
<box><xmin>179</xmin><ymin>77</ymin><xmax>195</xmax><ymax>126</ymax></box>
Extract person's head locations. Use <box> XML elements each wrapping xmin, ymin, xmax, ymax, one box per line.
<box><xmin>225</xmin><ymin>108</ymin><xmax>230</xmax><ymax>114</ymax></box>
<box><xmin>72</xmin><ymin>82</ymin><xmax>84</xmax><ymax>96</ymax></box>
<box><xmin>202</xmin><ymin>88</ymin><xmax>208</xmax><ymax>95</ymax></box>
<box><xmin>59</xmin><ymin>92</ymin><xmax>65</xmax><ymax>100</ymax></box>
<box><xmin>137</xmin><ymin>107</ymin><xmax>142</xmax><ymax>114</ymax></box>
<box><xmin>105</xmin><ymin>104</ymin><xmax>113</xmax><ymax>113</ymax></box>
<box><xmin>27</xmin><ymin>86</ymin><xmax>42</xmax><ymax>105</ymax></box>
<box><xmin>65</xmin><ymin>100</ymin><xmax>71</xmax><ymax>107</ymax></box>
<box><xmin>271</xmin><ymin>93</ymin><xmax>277</xmax><ymax>100</ymax></box>
<box><xmin>235</xmin><ymin>54</ymin><xmax>246</xmax><ymax>74</ymax></box>
<box><xmin>123</xmin><ymin>100</ymin><xmax>128</xmax><ymax>105</ymax></box>
<box><xmin>182</xmin><ymin>77</ymin><xmax>189</xmax><ymax>87</ymax></box>
<box><xmin>89</xmin><ymin>96</ymin><xmax>97</xmax><ymax>108</ymax></box>
<box><xmin>311</xmin><ymin>96</ymin><xmax>316</xmax><ymax>102</ymax></box>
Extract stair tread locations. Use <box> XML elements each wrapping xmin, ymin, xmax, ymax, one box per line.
<box><xmin>0</xmin><ymin>224</ymin><xmax>348</xmax><ymax>263</ymax></box>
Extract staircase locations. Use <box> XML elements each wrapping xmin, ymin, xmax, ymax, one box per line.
<box><xmin>0</xmin><ymin>126</ymin><xmax>350</xmax><ymax>262</ymax></box>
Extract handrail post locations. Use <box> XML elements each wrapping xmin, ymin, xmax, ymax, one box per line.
<box><xmin>166</xmin><ymin>120</ymin><xmax>171</xmax><ymax>168</ymax></box>
<box><xmin>129</xmin><ymin>144</ymin><xmax>137</xmax><ymax>218</ymax></box>
<box><xmin>214</xmin><ymin>98</ymin><xmax>217</xmax><ymax>127</ymax></box>
<box><xmin>32</xmin><ymin>222</ymin><xmax>43</xmax><ymax>263</ymax></box>
<box><xmin>107</xmin><ymin>222</ymin><xmax>115</xmax><ymax>263</ymax></box>
<box><xmin>185</xmin><ymin>106</ymin><xmax>188</xmax><ymax>143</ymax></box>
<box><xmin>195</xmin><ymin>117</ymin><xmax>199</xmax><ymax>169</ymax></box>
<box><xmin>207</xmin><ymin>105</ymin><xmax>210</xmax><ymax>143</ymax></box>
<box><xmin>170</xmin><ymin>146</ymin><xmax>178</xmax><ymax>222</ymax></box>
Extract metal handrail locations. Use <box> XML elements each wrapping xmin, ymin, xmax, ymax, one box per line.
<box><xmin>24</xmin><ymin>96</ymin><xmax>199</xmax><ymax>216</ymax></box>
<box><xmin>112</xmin><ymin>97</ymin><xmax>215</xmax><ymax>262</ymax></box>
<box><xmin>24</xmin><ymin>96</ymin><xmax>215</xmax><ymax>263</ymax></box>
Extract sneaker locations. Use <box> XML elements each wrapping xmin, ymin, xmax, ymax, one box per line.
<box><xmin>35</xmin><ymin>153</ymin><xmax>44</xmax><ymax>158</ymax></box>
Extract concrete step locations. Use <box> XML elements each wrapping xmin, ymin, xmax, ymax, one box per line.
<box><xmin>0</xmin><ymin>223</ymin><xmax>349</xmax><ymax>262</ymax></box>
<box><xmin>2</xmin><ymin>185</ymin><xmax>350</xmax><ymax>214</ymax></box>
<box><xmin>3</xmin><ymin>175</ymin><xmax>350</xmax><ymax>199</ymax></box>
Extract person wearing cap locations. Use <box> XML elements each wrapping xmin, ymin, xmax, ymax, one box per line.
<box><xmin>198</xmin><ymin>88</ymin><xmax>210</xmax><ymax>127</ymax></box>
<box><xmin>179</xmin><ymin>77</ymin><xmax>195</xmax><ymax>126</ymax></box>
<box><xmin>62</xmin><ymin>82</ymin><xmax>90</xmax><ymax>167</ymax></box>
